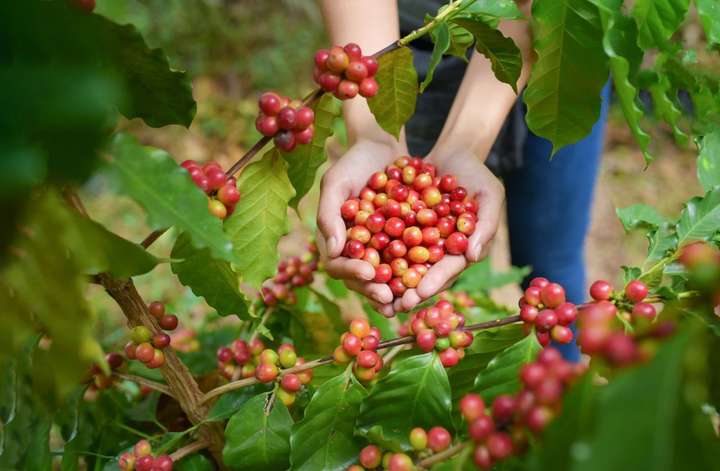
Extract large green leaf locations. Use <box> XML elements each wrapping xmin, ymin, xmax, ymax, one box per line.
<box><xmin>282</xmin><ymin>94</ymin><xmax>341</xmax><ymax>209</ymax></box>
<box><xmin>696</xmin><ymin>0</ymin><xmax>720</xmax><ymax>48</ymax></box>
<box><xmin>616</xmin><ymin>204</ymin><xmax>668</xmax><ymax>232</ymax></box>
<box><xmin>524</xmin><ymin>0</ymin><xmax>608</xmax><ymax>154</ymax></box>
<box><xmin>648</xmin><ymin>73</ymin><xmax>689</xmax><ymax>147</ymax></box>
<box><xmin>448</xmin><ymin>325</ymin><xmax>526</xmax><ymax>403</ymax></box>
<box><xmin>207</xmin><ymin>384</ymin><xmax>271</xmax><ymax>422</ymax></box>
<box><xmin>452</xmin><ymin>18</ymin><xmax>523</xmax><ymax>92</ymax></box>
<box><xmin>676</xmin><ymin>187</ymin><xmax>720</xmax><ymax>246</ymax></box>
<box><xmin>572</xmin><ymin>334</ymin><xmax>690</xmax><ymax>471</ymax></box>
<box><xmin>91</xmin><ymin>15</ymin><xmax>196</xmax><ymax>127</ymax></box>
<box><xmin>356</xmin><ymin>353</ymin><xmax>453</xmax><ymax>450</ymax></box>
<box><xmin>458</xmin><ymin>0</ymin><xmax>524</xmax><ymax>25</ymax></box>
<box><xmin>367</xmin><ymin>47</ymin><xmax>418</xmax><ymax>139</ymax></box>
<box><xmin>0</xmin><ymin>193</ymin><xmax>104</xmax><ymax>400</ymax></box>
<box><xmin>290</xmin><ymin>371</ymin><xmax>367</xmax><ymax>471</ymax></box>
<box><xmin>108</xmin><ymin>134</ymin><xmax>236</xmax><ymax>263</ymax></box>
<box><xmin>224</xmin><ymin>148</ymin><xmax>294</xmax><ymax>288</ymax></box>
<box><xmin>632</xmin><ymin>0</ymin><xmax>689</xmax><ymax>50</ymax></box>
<box><xmin>175</xmin><ymin>454</ymin><xmax>215</xmax><ymax>471</ymax></box>
<box><xmin>171</xmin><ymin>232</ymin><xmax>250</xmax><ymax>319</ymax></box>
<box><xmin>473</xmin><ymin>334</ymin><xmax>540</xmax><ymax>401</ymax></box>
<box><xmin>593</xmin><ymin>0</ymin><xmax>652</xmax><ymax>164</ymax></box>
<box><xmin>223</xmin><ymin>392</ymin><xmax>293</xmax><ymax>471</ymax></box>
<box><xmin>421</xmin><ymin>23</ymin><xmax>451</xmax><ymax>93</ymax></box>
<box><xmin>452</xmin><ymin>258</ymin><xmax>530</xmax><ymax>292</ymax></box>
<box><xmin>698</xmin><ymin>129</ymin><xmax>720</xmax><ymax>192</ymax></box>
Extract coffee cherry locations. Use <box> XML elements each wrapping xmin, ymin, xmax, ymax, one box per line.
<box><xmin>335</xmin><ymin>80</ymin><xmax>359</xmax><ymax>99</ymax></box>
<box><xmin>388</xmin><ymin>240</ymin><xmax>407</xmax><ymax>259</ymax></box>
<box><xmin>468</xmin><ymin>414</ymin><xmax>494</xmax><ymax>442</ymax></box>
<box><xmin>355</xmin><ymin>350</ymin><xmax>378</xmax><ymax>369</ymax></box>
<box><xmin>446</xmin><ymin>232</ymin><xmax>469</xmax><ymax>255</ymax></box>
<box><xmin>439</xmin><ymin>175</ymin><xmax>458</xmax><ymax>193</ymax></box>
<box><xmin>473</xmin><ymin>445</ymin><xmax>493</xmax><ymax>470</ymax></box>
<box><xmin>428</xmin><ymin>244</ymin><xmax>444</xmax><ymax>263</ymax></box>
<box><xmin>540</xmin><ymin>283</ymin><xmax>566</xmax><ymax>308</ymax></box>
<box><xmin>218</xmin><ymin>184</ymin><xmax>241</xmax><ymax>206</ymax></box>
<box><xmin>402</xmin><ymin>226</ymin><xmax>423</xmax><ymax>247</ymax></box>
<box><xmin>625</xmin><ymin>280</ymin><xmax>648</xmax><ymax>303</ymax></box>
<box><xmin>277</xmin><ymin>388</ymin><xmax>296</xmax><ymax>407</ymax></box>
<box><xmin>354</xmin><ymin>365</ymin><xmax>377</xmax><ymax>382</ymax></box>
<box><xmin>388</xmin><ymin>453</ymin><xmax>413</xmax><ymax>471</ymax></box>
<box><xmin>389</xmin><ymin>278</ymin><xmax>406</xmax><ymax>296</ymax></box>
<box><xmin>259</xmin><ymin>349</ymin><xmax>279</xmax><ymax>365</ymax></box>
<box><xmin>278</xmin><ymin>348</ymin><xmax>298</xmax><ymax>369</ymax></box>
<box><xmin>416</xmin><ymin>330</ymin><xmax>437</xmax><ymax>352</ymax></box>
<box><xmin>520</xmin><ymin>363</ymin><xmax>546</xmax><ymax>389</ymax></box>
<box><xmin>135</xmin><ymin>455</ymin><xmax>154</xmax><ymax>471</ymax></box>
<box><xmin>526</xmin><ymin>406</ymin><xmax>553</xmax><ymax>432</ymax></box>
<box><xmin>217</xmin><ymin>346</ymin><xmax>233</xmax><ymax>363</ymax></box>
<box><xmin>118</xmin><ymin>452</ymin><xmax>135</xmax><ymax>470</ymax></box>
<box><xmin>280</xmin><ymin>373</ymin><xmax>302</xmax><ymax>393</ymax></box>
<box><xmin>555</xmin><ymin>302</ymin><xmax>577</xmax><ymax>325</ymax></box>
<box><xmin>604</xmin><ymin>333</ymin><xmax>638</xmax><ymax>366</ymax></box>
<box><xmin>421</xmin><ymin>186</ymin><xmax>442</xmax><ymax>206</ymax></box>
<box><xmin>131</xmin><ymin>326</ymin><xmax>152</xmax><ymax>344</ymax></box>
<box><xmin>426</xmin><ymin>426</ymin><xmax>451</xmax><ymax>452</ymax></box>
<box><xmin>159</xmin><ymin>314</ymin><xmax>178</xmax><ymax>331</ymax></box>
<box><xmin>277</xmin><ymin>107</ymin><xmax>297</xmax><ymax>130</ymax></box>
<box><xmin>274</xmin><ymin>130</ymin><xmax>297</xmax><ymax>152</ymax></box>
<box><xmin>148</xmin><ymin>301</ymin><xmax>165</xmax><ymax>318</ymax></box>
<box><xmin>208</xmin><ymin>199</ymin><xmax>228</xmax><ymax>219</ymax></box>
<box><xmin>520</xmin><ymin>305</ymin><xmax>539</xmax><ymax>324</ymax></box>
<box><xmin>344</xmin><ymin>240</ymin><xmax>366</xmax><ymax>259</ymax></box>
<box><xmin>384</xmin><ymin>217</ymin><xmax>405</xmax><ymax>238</ymax></box>
<box><xmin>362</xmin><ymin>335</ymin><xmax>380</xmax><ymax>351</ymax></box>
<box><xmin>457</xmin><ymin>215</ymin><xmax>476</xmax><ymax>235</ymax></box>
<box><xmin>134</xmin><ymin>439</ymin><xmax>152</xmax><ymax>457</ymax></box>
<box><xmin>439</xmin><ymin>347</ymin><xmax>460</xmax><ymax>367</ymax></box>
<box><xmin>374</xmin><ymin>264</ymin><xmax>393</xmax><ymax>283</ymax></box>
<box><xmin>153</xmin><ymin>455</ymin><xmax>173</xmax><ymax>471</ymax></box>
<box><xmin>551</xmin><ymin>325</ymin><xmax>573</xmax><ymax>344</ymax></box>
<box><xmin>632</xmin><ymin>302</ymin><xmax>657</xmax><ymax>319</ymax></box>
<box><xmin>491</xmin><ymin>394</ymin><xmax>515</xmax><ymax>421</ymax></box>
<box><xmin>135</xmin><ymin>343</ymin><xmax>155</xmax><ymax>363</ymax></box>
<box><xmin>361</xmin><ymin>56</ymin><xmax>379</xmax><ymax>75</ymax></box>
<box><xmin>535</xmin><ymin>309</ymin><xmax>558</xmax><ymax>332</ymax></box>
<box><xmin>487</xmin><ymin>432</ymin><xmax>513</xmax><ymax>459</ymax></box>
<box><xmin>327</xmin><ymin>46</ymin><xmax>350</xmax><ymax>73</ymax></box>
<box><xmin>589</xmin><ymin>280</ymin><xmax>613</xmax><ymax>301</ymax></box>
<box><xmin>152</xmin><ymin>333</ymin><xmax>171</xmax><ymax>349</ymax></box>
<box><xmin>345</xmin><ymin>61</ymin><xmax>369</xmax><ymax>82</ymax></box>
<box><xmin>124</xmin><ymin>342</ymin><xmax>137</xmax><ymax>360</ymax></box>
<box><xmin>341</xmin><ymin>199</ymin><xmax>360</xmax><ymax>221</ymax></box>
<box><xmin>342</xmin><ymin>333</ymin><xmax>363</xmax><ymax>356</ymax></box>
<box><xmin>255</xmin><ymin>363</ymin><xmax>279</xmax><ymax>383</ymax></box>
<box><xmin>147</xmin><ymin>349</ymin><xmax>165</xmax><ymax>369</ymax></box>
<box><xmin>318</xmin><ymin>72</ymin><xmax>341</xmax><ymax>91</ymax></box>
<box><xmin>259</xmin><ymin>92</ymin><xmax>282</xmax><ymax>115</ymax></box>
<box><xmin>359</xmin><ymin>445</ymin><xmax>382</xmax><ymax>468</ymax></box>
<box><xmin>294</xmin><ymin>106</ymin><xmax>315</xmax><ymax>130</ymax></box>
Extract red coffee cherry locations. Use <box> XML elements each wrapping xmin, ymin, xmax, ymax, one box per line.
<box><xmin>274</xmin><ymin>130</ymin><xmax>297</xmax><ymax>152</ymax></box>
<box><xmin>473</xmin><ymin>445</ymin><xmax>493</xmax><ymax>470</ymax></box>
<box><xmin>280</xmin><ymin>373</ymin><xmax>302</xmax><ymax>393</ymax></box>
<box><xmin>135</xmin><ymin>343</ymin><xmax>155</xmax><ymax>363</ymax></box>
<box><xmin>255</xmin><ymin>363</ymin><xmax>279</xmax><ymax>383</ymax></box>
<box><xmin>468</xmin><ymin>414</ymin><xmax>495</xmax><ymax>442</ymax></box>
<box><xmin>445</xmin><ymin>232</ymin><xmax>469</xmax><ymax>255</ymax></box>
<box><xmin>589</xmin><ymin>279</ymin><xmax>613</xmax><ymax>301</ymax></box>
<box><xmin>491</xmin><ymin>394</ymin><xmax>516</xmax><ymax>421</ymax></box>
<box><xmin>459</xmin><ymin>393</ymin><xmax>486</xmax><ymax>422</ymax></box>
<box><xmin>632</xmin><ymin>302</ymin><xmax>657</xmax><ymax>319</ymax></box>
<box><xmin>359</xmin><ymin>445</ymin><xmax>382</xmax><ymax>468</ymax></box>
<box><xmin>624</xmin><ymin>280</ymin><xmax>648</xmax><ymax>303</ymax></box>
<box><xmin>486</xmin><ymin>432</ymin><xmax>513</xmax><ymax>459</ymax></box>
<box><xmin>535</xmin><ymin>309</ymin><xmax>558</xmax><ymax>332</ymax></box>
<box><xmin>326</xmin><ymin>46</ymin><xmax>350</xmax><ymax>73</ymax></box>
<box><xmin>148</xmin><ymin>301</ymin><xmax>165</xmax><ymax>318</ymax></box>
<box><xmin>152</xmin><ymin>333</ymin><xmax>171</xmax><ymax>349</ymax></box>
<box><xmin>259</xmin><ymin>92</ymin><xmax>283</xmax><ymax>115</ymax></box>
<box><xmin>427</xmin><ymin>426</ymin><xmax>451</xmax><ymax>452</ymax></box>
<box><xmin>388</xmin><ymin>453</ymin><xmax>413</xmax><ymax>471</ymax></box>
<box><xmin>540</xmin><ymin>283</ymin><xmax>566</xmax><ymax>308</ymax></box>
<box><xmin>147</xmin><ymin>349</ymin><xmax>165</xmax><ymax>369</ymax></box>
<box><xmin>361</xmin><ymin>56</ymin><xmax>379</xmax><ymax>76</ymax></box>
<box><xmin>159</xmin><ymin>314</ymin><xmax>178</xmax><ymax>331</ymax></box>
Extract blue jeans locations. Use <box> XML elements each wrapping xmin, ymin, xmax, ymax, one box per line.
<box><xmin>504</xmin><ymin>84</ymin><xmax>611</xmax><ymax>361</ymax></box>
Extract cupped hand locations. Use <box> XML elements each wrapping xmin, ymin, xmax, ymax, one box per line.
<box><xmin>316</xmin><ymin>138</ymin><xmax>405</xmax><ymax>314</ymax></box>
<box><xmin>393</xmin><ymin>151</ymin><xmax>505</xmax><ymax>314</ymax></box>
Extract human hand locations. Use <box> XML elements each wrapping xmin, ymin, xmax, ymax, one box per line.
<box><xmin>316</xmin><ymin>138</ymin><xmax>406</xmax><ymax>311</ymax></box>
<box><xmin>390</xmin><ymin>151</ymin><xmax>505</xmax><ymax>314</ymax></box>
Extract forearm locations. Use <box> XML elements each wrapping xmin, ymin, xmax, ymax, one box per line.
<box><xmin>319</xmin><ymin>0</ymin><xmax>403</xmax><ymax>148</ymax></box>
<box><xmin>431</xmin><ymin>14</ymin><xmax>534</xmax><ymax>162</ymax></box>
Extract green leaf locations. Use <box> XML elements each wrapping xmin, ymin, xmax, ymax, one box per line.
<box><xmin>171</xmin><ymin>232</ymin><xmax>250</xmax><ymax>319</ymax></box>
<box><xmin>572</xmin><ymin>334</ymin><xmax>689</xmax><ymax>471</ymax></box>
<box><xmin>289</xmin><ymin>371</ymin><xmax>367</xmax><ymax>471</ymax></box>
<box><xmin>453</xmin><ymin>258</ymin><xmax>530</xmax><ymax>292</ymax></box>
<box><xmin>593</xmin><ymin>0</ymin><xmax>652</xmax><ymax>165</ymax></box>
<box><xmin>225</xmin><ymin>148</ymin><xmax>295</xmax><ymax>288</ymax></box>
<box><xmin>223</xmin><ymin>392</ymin><xmax>293</xmax><ymax>471</ymax></box>
<box><xmin>448</xmin><ymin>325</ymin><xmax>526</xmax><ymax>403</ymax></box>
<box><xmin>357</xmin><ymin>353</ymin><xmax>453</xmax><ymax>450</ymax></box>
<box><xmin>452</xmin><ymin>18</ymin><xmax>523</xmax><ymax>92</ymax></box>
<box><xmin>641</xmin><ymin>223</ymin><xmax>678</xmax><ymax>288</ymax></box>
<box><xmin>632</xmin><ymin>0</ymin><xmax>689</xmax><ymax>50</ymax></box>
<box><xmin>698</xmin><ymin>129</ymin><xmax>720</xmax><ymax>192</ymax></box>
<box><xmin>421</xmin><ymin>23</ymin><xmax>451</xmax><ymax>93</ymax></box>
<box><xmin>473</xmin><ymin>334</ymin><xmax>540</xmax><ymax>401</ymax></box>
<box><xmin>175</xmin><ymin>454</ymin><xmax>215</xmax><ymax>471</ymax></box>
<box><xmin>696</xmin><ymin>0</ymin><xmax>720</xmax><ymax>48</ymax></box>
<box><xmin>446</xmin><ymin>24</ymin><xmax>475</xmax><ymax>60</ymax></box>
<box><xmin>282</xmin><ymin>94</ymin><xmax>341</xmax><ymax>209</ymax></box>
<box><xmin>459</xmin><ymin>0</ymin><xmax>524</xmax><ymax>25</ymax></box>
<box><xmin>524</xmin><ymin>0</ymin><xmax>608</xmax><ymax>154</ymax></box>
<box><xmin>367</xmin><ymin>47</ymin><xmax>418</xmax><ymax>139</ymax></box>
<box><xmin>207</xmin><ymin>384</ymin><xmax>271</xmax><ymax>422</ymax></box>
<box><xmin>616</xmin><ymin>204</ymin><xmax>667</xmax><ymax>232</ymax></box>
<box><xmin>676</xmin><ymin>187</ymin><xmax>720</xmax><ymax>246</ymax></box>
<box><xmin>108</xmin><ymin>134</ymin><xmax>236</xmax><ymax>263</ymax></box>
<box><xmin>648</xmin><ymin>74</ymin><xmax>689</xmax><ymax>147</ymax></box>
<box><xmin>91</xmin><ymin>15</ymin><xmax>196</xmax><ymax>127</ymax></box>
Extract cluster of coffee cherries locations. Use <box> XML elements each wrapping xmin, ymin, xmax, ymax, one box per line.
<box><xmin>217</xmin><ymin>340</ymin><xmax>312</xmax><ymax>406</ymax></box>
<box><xmin>578</xmin><ymin>279</ymin><xmax>673</xmax><ymax>367</ymax></box>
<box><xmin>118</xmin><ymin>440</ymin><xmax>173</xmax><ymax>471</ymax></box>
<box><xmin>255</xmin><ymin>92</ymin><xmax>315</xmax><ymax>152</ymax></box>
<box><xmin>83</xmin><ymin>352</ymin><xmax>124</xmax><ymax>401</ymax></box>
<box><xmin>350</xmin><ymin>426</ymin><xmax>453</xmax><ymax>471</ymax></box>
<box><xmin>461</xmin><ymin>348</ymin><xmax>583</xmax><ymax>469</ymax></box>
<box><xmin>180</xmin><ymin>160</ymin><xmax>240</xmax><ymax>220</ymax></box>
<box><xmin>313</xmin><ymin>43</ymin><xmax>379</xmax><ymax>99</ymax></box>
<box><xmin>400</xmin><ymin>300</ymin><xmax>473</xmax><ymax>368</ymax></box>
<box><xmin>518</xmin><ymin>277</ymin><xmax>576</xmax><ymax>347</ymax></box>
<box><xmin>124</xmin><ymin>302</ymin><xmax>178</xmax><ymax>369</ymax></box>
<box><xmin>333</xmin><ymin>319</ymin><xmax>384</xmax><ymax>382</ymax></box>
<box><xmin>261</xmin><ymin>243</ymin><xmax>319</xmax><ymax>306</ymax></box>
<box><xmin>340</xmin><ymin>157</ymin><xmax>478</xmax><ymax>299</ymax></box>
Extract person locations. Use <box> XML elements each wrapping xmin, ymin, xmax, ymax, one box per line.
<box><xmin>316</xmin><ymin>0</ymin><xmax>610</xmax><ymax>362</ymax></box>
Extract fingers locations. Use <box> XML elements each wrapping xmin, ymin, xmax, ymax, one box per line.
<box><xmin>467</xmin><ymin>181</ymin><xmax>504</xmax><ymax>263</ymax></box>
<box><xmin>317</xmin><ymin>174</ymin><xmax>349</xmax><ymax>258</ymax></box>
<box><xmin>325</xmin><ymin>257</ymin><xmax>376</xmax><ymax>282</ymax></box>
<box><xmin>345</xmin><ymin>279</ymin><xmax>395</xmax><ymax>305</ymax></box>
<box><xmin>415</xmin><ymin>255</ymin><xmax>467</xmax><ymax>300</ymax></box>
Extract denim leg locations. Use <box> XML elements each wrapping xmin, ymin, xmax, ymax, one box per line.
<box><xmin>504</xmin><ymin>83</ymin><xmax>611</xmax><ymax>361</ymax></box>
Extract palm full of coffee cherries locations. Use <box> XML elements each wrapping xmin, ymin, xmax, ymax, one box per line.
<box><xmin>339</xmin><ymin>156</ymin><xmax>478</xmax><ymax>300</ymax></box>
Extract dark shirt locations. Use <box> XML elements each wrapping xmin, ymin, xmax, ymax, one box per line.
<box><xmin>398</xmin><ymin>0</ymin><xmax>527</xmax><ymax>175</ymax></box>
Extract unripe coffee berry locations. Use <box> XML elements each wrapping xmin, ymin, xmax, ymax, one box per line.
<box><xmin>459</xmin><ymin>393</ymin><xmax>485</xmax><ymax>422</ymax></box>
<box><xmin>131</xmin><ymin>326</ymin><xmax>152</xmax><ymax>344</ymax></box>
<box><xmin>409</xmin><ymin>427</ymin><xmax>428</xmax><ymax>450</ymax></box>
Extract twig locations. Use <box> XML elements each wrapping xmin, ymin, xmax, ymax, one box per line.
<box><xmin>113</xmin><ymin>372</ymin><xmax>175</xmax><ymax>398</ymax></box>
<box><xmin>249</xmin><ymin>308</ymin><xmax>274</xmax><ymax>344</ymax></box>
<box><xmin>418</xmin><ymin>442</ymin><xmax>467</xmax><ymax>469</ymax></box>
<box><xmin>201</xmin><ymin>314</ymin><xmax>523</xmax><ymax>404</ymax></box>
<box><xmin>382</xmin><ymin>344</ymin><xmax>408</xmax><ymax>366</ymax></box>
<box><xmin>169</xmin><ymin>439</ymin><xmax>209</xmax><ymax>462</ymax></box>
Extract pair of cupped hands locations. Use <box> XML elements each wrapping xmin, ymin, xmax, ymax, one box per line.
<box><xmin>316</xmin><ymin>136</ymin><xmax>505</xmax><ymax>317</ymax></box>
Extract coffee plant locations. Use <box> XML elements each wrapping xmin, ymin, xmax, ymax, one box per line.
<box><xmin>1</xmin><ymin>0</ymin><xmax>719</xmax><ymax>470</ymax></box>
